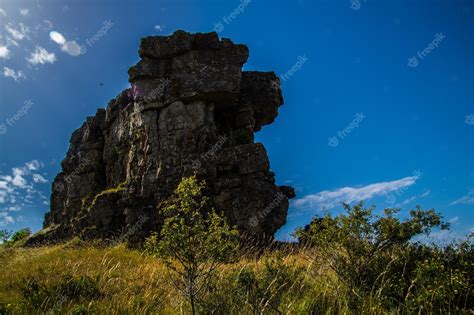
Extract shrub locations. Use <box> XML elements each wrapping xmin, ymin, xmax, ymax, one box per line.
<box><xmin>145</xmin><ymin>175</ymin><xmax>239</xmax><ymax>314</ymax></box>
<box><xmin>295</xmin><ymin>202</ymin><xmax>472</xmax><ymax>313</ymax></box>
<box><xmin>0</xmin><ymin>228</ymin><xmax>31</xmax><ymax>247</ymax></box>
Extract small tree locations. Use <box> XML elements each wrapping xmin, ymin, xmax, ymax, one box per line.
<box><xmin>0</xmin><ymin>228</ymin><xmax>31</xmax><ymax>246</ymax></box>
<box><xmin>295</xmin><ymin>203</ymin><xmax>449</xmax><ymax>307</ymax></box>
<box><xmin>10</xmin><ymin>228</ymin><xmax>32</xmax><ymax>244</ymax></box>
<box><xmin>0</xmin><ymin>229</ymin><xmax>12</xmax><ymax>245</ymax></box>
<box><xmin>145</xmin><ymin>176</ymin><xmax>239</xmax><ymax>314</ymax></box>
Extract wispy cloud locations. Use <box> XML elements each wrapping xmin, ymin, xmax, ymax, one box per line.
<box><xmin>26</xmin><ymin>46</ymin><xmax>56</xmax><ymax>65</ymax></box>
<box><xmin>401</xmin><ymin>196</ymin><xmax>416</xmax><ymax>205</ymax></box>
<box><xmin>415</xmin><ymin>228</ymin><xmax>470</xmax><ymax>245</ymax></box>
<box><xmin>19</xmin><ymin>8</ymin><xmax>29</xmax><ymax>16</ymax></box>
<box><xmin>5</xmin><ymin>22</ymin><xmax>30</xmax><ymax>41</ymax></box>
<box><xmin>0</xmin><ymin>46</ymin><xmax>10</xmax><ymax>59</ymax></box>
<box><xmin>0</xmin><ymin>8</ymin><xmax>6</xmax><ymax>16</ymax></box>
<box><xmin>0</xmin><ymin>160</ymin><xmax>48</xmax><ymax>206</ymax></box>
<box><xmin>293</xmin><ymin>176</ymin><xmax>419</xmax><ymax>210</ymax></box>
<box><xmin>3</xmin><ymin>67</ymin><xmax>26</xmax><ymax>81</ymax></box>
<box><xmin>448</xmin><ymin>216</ymin><xmax>459</xmax><ymax>224</ymax></box>
<box><xmin>450</xmin><ymin>189</ymin><xmax>474</xmax><ymax>206</ymax></box>
<box><xmin>0</xmin><ymin>212</ymin><xmax>14</xmax><ymax>227</ymax></box>
<box><xmin>32</xmin><ymin>174</ymin><xmax>48</xmax><ymax>184</ymax></box>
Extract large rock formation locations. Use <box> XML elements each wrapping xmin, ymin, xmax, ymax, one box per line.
<box><xmin>28</xmin><ymin>30</ymin><xmax>295</xmax><ymax>246</ymax></box>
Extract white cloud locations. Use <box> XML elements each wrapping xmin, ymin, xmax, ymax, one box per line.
<box><xmin>450</xmin><ymin>189</ymin><xmax>474</xmax><ymax>206</ymax></box>
<box><xmin>7</xmin><ymin>205</ymin><xmax>21</xmax><ymax>212</ymax></box>
<box><xmin>3</xmin><ymin>67</ymin><xmax>26</xmax><ymax>81</ymax></box>
<box><xmin>49</xmin><ymin>31</ymin><xmax>66</xmax><ymax>45</ymax></box>
<box><xmin>448</xmin><ymin>216</ymin><xmax>459</xmax><ymax>224</ymax></box>
<box><xmin>0</xmin><ymin>160</ymin><xmax>46</xmax><ymax>208</ymax></box>
<box><xmin>50</xmin><ymin>30</ymin><xmax>84</xmax><ymax>56</ymax></box>
<box><xmin>61</xmin><ymin>41</ymin><xmax>83</xmax><ymax>56</ymax></box>
<box><xmin>0</xmin><ymin>176</ymin><xmax>13</xmax><ymax>182</ymax></box>
<box><xmin>12</xmin><ymin>168</ymin><xmax>28</xmax><ymax>188</ymax></box>
<box><xmin>421</xmin><ymin>190</ymin><xmax>431</xmax><ymax>198</ymax></box>
<box><xmin>6</xmin><ymin>37</ymin><xmax>19</xmax><ymax>47</ymax></box>
<box><xmin>415</xmin><ymin>228</ymin><xmax>469</xmax><ymax>245</ymax></box>
<box><xmin>19</xmin><ymin>8</ymin><xmax>29</xmax><ymax>16</ymax></box>
<box><xmin>5</xmin><ymin>23</ymin><xmax>30</xmax><ymax>41</ymax></box>
<box><xmin>0</xmin><ymin>212</ymin><xmax>14</xmax><ymax>226</ymax></box>
<box><xmin>0</xmin><ymin>8</ymin><xmax>6</xmax><ymax>16</ymax></box>
<box><xmin>32</xmin><ymin>174</ymin><xmax>48</xmax><ymax>184</ymax></box>
<box><xmin>293</xmin><ymin>176</ymin><xmax>418</xmax><ymax>210</ymax></box>
<box><xmin>27</xmin><ymin>46</ymin><xmax>56</xmax><ymax>65</ymax></box>
<box><xmin>26</xmin><ymin>160</ymin><xmax>43</xmax><ymax>171</ymax></box>
<box><xmin>401</xmin><ymin>196</ymin><xmax>416</xmax><ymax>205</ymax></box>
<box><xmin>0</xmin><ymin>46</ymin><xmax>10</xmax><ymax>59</ymax></box>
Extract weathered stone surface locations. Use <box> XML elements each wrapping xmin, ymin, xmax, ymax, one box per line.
<box><xmin>27</xmin><ymin>30</ymin><xmax>294</xmax><ymax>246</ymax></box>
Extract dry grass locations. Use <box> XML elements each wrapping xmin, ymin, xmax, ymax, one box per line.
<box><xmin>1</xmin><ymin>241</ymin><xmax>470</xmax><ymax>314</ymax></box>
<box><xmin>0</xmin><ymin>242</ymin><xmax>315</xmax><ymax>314</ymax></box>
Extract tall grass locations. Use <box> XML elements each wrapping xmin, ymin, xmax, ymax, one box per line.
<box><xmin>0</xmin><ymin>238</ymin><xmax>471</xmax><ymax>314</ymax></box>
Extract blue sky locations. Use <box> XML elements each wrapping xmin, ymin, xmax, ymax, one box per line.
<box><xmin>0</xmin><ymin>0</ymin><xmax>472</xmax><ymax>243</ymax></box>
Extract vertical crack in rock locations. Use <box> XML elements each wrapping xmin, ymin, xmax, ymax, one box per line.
<box><xmin>28</xmin><ymin>30</ymin><xmax>295</xmax><ymax>246</ymax></box>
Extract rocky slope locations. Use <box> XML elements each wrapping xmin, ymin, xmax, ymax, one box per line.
<box><xmin>28</xmin><ymin>30</ymin><xmax>295</xmax><ymax>246</ymax></box>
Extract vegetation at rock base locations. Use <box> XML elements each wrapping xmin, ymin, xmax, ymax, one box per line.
<box><xmin>145</xmin><ymin>176</ymin><xmax>239</xmax><ymax>314</ymax></box>
<box><xmin>0</xmin><ymin>177</ymin><xmax>472</xmax><ymax>314</ymax></box>
<box><xmin>0</xmin><ymin>228</ymin><xmax>31</xmax><ymax>247</ymax></box>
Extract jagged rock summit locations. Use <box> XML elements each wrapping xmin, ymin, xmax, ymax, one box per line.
<box><xmin>28</xmin><ymin>30</ymin><xmax>295</xmax><ymax>246</ymax></box>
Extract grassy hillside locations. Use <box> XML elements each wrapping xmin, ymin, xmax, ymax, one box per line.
<box><xmin>0</xmin><ymin>242</ymin><xmax>309</xmax><ymax>314</ymax></box>
<box><xmin>0</xmin><ymin>239</ymin><xmax>472</xmax><ymax>314</ymax></box>
<box><xmin>1</xmin><ymin>181</ymin><xmax>471</xmax><ymax>314</ymax></box>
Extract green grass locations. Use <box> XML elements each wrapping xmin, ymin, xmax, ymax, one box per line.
<box><xmin>1</xmin><ymin>241</ymin><xmax>471</xmax><ymax>314</ymax></box>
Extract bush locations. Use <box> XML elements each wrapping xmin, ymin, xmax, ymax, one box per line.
<box><xmin>1</xmin><ymin>228</ymin><xmax>31</xmax><ymax>247</ymax></box>
<box><xmin>145</xmin><ymin>176</ymin><xmax>239</xmax><ymax>314</ymax></box>
<box><xmin>11</xmin><ymin>228</ymin><xmax>31</xmax><ymax>242</ymax></box>
<box><xmin>295</xmin><ymin>202</ymin><xmax>472</xmax><ymax>313</ymax></box>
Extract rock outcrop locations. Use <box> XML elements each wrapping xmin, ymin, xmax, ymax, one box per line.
<box><xmin>28</xmin><ymin>30</ymin><xmax>295</xmax><ymax>246</ymax></box>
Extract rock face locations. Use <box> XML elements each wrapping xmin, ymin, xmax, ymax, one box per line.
<box><xmin>28</xmin><ymin>31</ymin><xmax>295</xmax><ymax>246</ymax></box>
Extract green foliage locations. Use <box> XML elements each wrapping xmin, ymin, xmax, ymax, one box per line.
<box><xmin>0</xmin><ymin>228</ymin><xmax>31</xmax><ymax>247</ymax></box>
<box><xmin>0</xmin><ymin>230</ymin><xmax>11</xmax><ymax>244</ymax></box>
<box><xmin>235</xmin><ymin>256</ymin><xmax>306</xmax><ymax>314</ymax></box>
<box><xmin>10</xmin><ymin>228</ymin><xmax>31</xmax><ymax>244</ymax></box>
<box><xmin>19</xmin><ymin>273</ymin><xmax>102</xmax><ymax>310</ymax></box>
<box><xmin>295</xmin><ymin>202</ymin><xmax>472</xmax><ymax>313</ymax></box>
<box><xmin>145</xmin><ymin>175</ymin><xmax>239</xmax><ymax>314</ymax></box>
<box><xmin>195</xmin><ymin>255</ymin><xmax>308</xmax><ymax>314</ymax></box>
